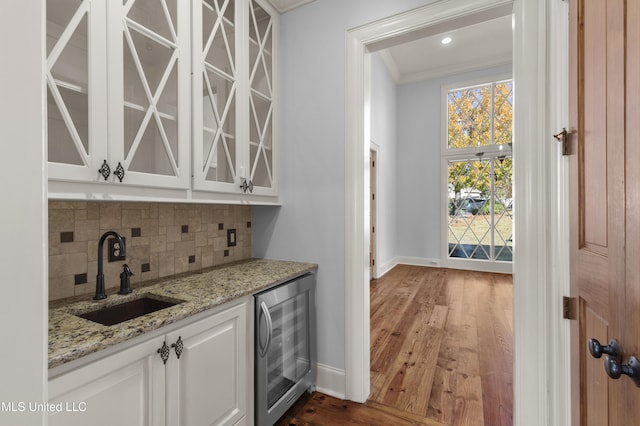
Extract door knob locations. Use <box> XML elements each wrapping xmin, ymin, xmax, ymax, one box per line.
<box><xmin>604</xmin><ymin>355</ymin><xmax>640</xmax><ymax>387</ymax></box>
<box><xmin>588</xmin><ymin>338</ymin><xmax>622</xmax><ymax>362</ymax></box>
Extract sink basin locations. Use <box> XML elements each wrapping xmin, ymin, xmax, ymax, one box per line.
<box><xmin>77</xmin><ymin>296</ymin><xmax>184</xmax><ymax>326</ymax></box>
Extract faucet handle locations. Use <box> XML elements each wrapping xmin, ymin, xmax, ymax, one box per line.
<box><xmin>122</xmin><ymin>263</ymin><xmax>133</xmax><ymax>277</ymax></box>
<box><xmin>118</xmin><ymin>264</ymin><xmax>133</xmax><ymax>295</ymax></box>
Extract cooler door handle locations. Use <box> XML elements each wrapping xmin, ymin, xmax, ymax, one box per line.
<box><xmin>258</xmin><ymin>301</ymin><xmax>273</xmax><ymax>358</ymax></box>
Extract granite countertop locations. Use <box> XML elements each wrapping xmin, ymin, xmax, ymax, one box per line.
<box><xmin>49</xmin><ymin>258</ymin><xmax>317</xmax><ymax>369</ymax></box>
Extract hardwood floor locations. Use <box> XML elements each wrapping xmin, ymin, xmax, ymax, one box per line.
<box><xmin>276</xmin><ymin>265</ymin><xmax>513</xmax><ymax>426</ymax></box>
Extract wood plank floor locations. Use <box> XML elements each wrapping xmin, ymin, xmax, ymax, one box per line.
<box><xmin>276</xmin><ymin>265</ymin><xmax>513</xmax><ymax>426</ymax></box>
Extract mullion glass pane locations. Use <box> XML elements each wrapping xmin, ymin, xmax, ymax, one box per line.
<box><xmin>447</xmin><ymin>85</ymin><xmax>492</xmax><ymax>148</ymax></box>
<box><xmin>447</xmin><ymin>80</ymin><xmax>513</xmax><ymax>149</ymax></box>
<box><xmin>447</xmin><ymin>156</ymin><xmax>513</xmax><ymax>262</ymax></box>
<box><xmin>493</xmin><ymin>157</ymin><xmax>513</xmax><ymax>261</ymax></box>
<box><xmin>128</xmin><ymin>29</ymin><xmax>174</xmax><ymax>96</ymax></box>
<box><xmin>48</xmin><ymin>87</ymin><xmax>85</xmax><ymax>165</ymax></box>
<box><xmin>47</xmin><ymin>0</ymin><xmax>84</xmax><ymax>57</ymax></box>
<box><xmin>127</xmin><ymin>0</ymin><xmax>174</xmax><ymax>41</ymax></box>
<box><xmin>494</xmin><ymin>82</ymin><xmax>513</xmax><ymax>146</ymax></box>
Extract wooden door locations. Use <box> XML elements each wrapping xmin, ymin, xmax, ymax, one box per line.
<box><xmin>370</xmin><ymin>150</ymin><xmax>376</xmax><ymax>279</ymax></box>
<box><xmin>570</xmin><ymin>0</ymin><xmax>640</xmax><ymax>424</ymax></box>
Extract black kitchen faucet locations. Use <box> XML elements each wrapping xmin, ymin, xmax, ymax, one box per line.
<box><xmin>94</xmin><ymin>231</ymin><xmax>126</xmax><ymax>300</ymax></box>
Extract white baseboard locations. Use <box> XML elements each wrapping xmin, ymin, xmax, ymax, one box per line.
<box><xmin>315</xmin><ymin>362</ymin><xmax>345</xmax><ymax>399</ymax></box>
<box><xmin>378</xmin><ymin>258</ymin><xmax>397</xmax><ymax>277</ymax></box>
<box><xmin>378</xmin><ymin>257</ymin><xmax>441</xmax><ymax>277</ymax></box>
<box><xmin>379</xmin><ymin>256</ymin><xmax>513</xmax><ymax>276</ymax></box>
<box><xmin>396</xmin><ymin>256</ymin><xmax>441</xmax><ymax>268</ymax></box>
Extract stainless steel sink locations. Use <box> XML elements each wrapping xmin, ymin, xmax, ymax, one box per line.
<box><xmin>76</xmin><ymin>296</ymin><xmax>184</xmax><ymax>326</ymax></box>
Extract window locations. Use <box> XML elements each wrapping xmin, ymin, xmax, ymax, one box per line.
<box><xmin>443</xmin><ymin>78</ymin><xmax>513</xmax><ymax>264</ymax></box>
<box><xmin>446</xmin><ymin>80</ymin><xmax>513</xmax><ymax>150</ymax></box>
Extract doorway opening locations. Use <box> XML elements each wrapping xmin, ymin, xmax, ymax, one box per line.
<box><xmin>345</xmin><ymin>0</ymin><xmax>517</xmax><ymax>406</ymax></box>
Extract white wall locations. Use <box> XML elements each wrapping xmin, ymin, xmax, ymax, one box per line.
<box><xmin>252</xmin><ymin>0</ymin><xmax>437</xmax><ymax>373</ymax></box>
<box><xmin>0</xmin><ymin>0</ymin><xmax>47</xmax><ymax>424</ymax></box>
<box><xmin>395</xmin><ymin>64</ymin><xmax>512</xmax><ymax>261</ymax></box>
<box><xmin>369</xmin><ymin>53</ymin><xmax>398</xmax><ymax>272</ymax></box>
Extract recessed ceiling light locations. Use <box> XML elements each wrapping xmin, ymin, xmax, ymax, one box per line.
<box><xmin>441</xmin><ymin>36</ymin><xmax>452</xmax><ymax>45</ymax></box>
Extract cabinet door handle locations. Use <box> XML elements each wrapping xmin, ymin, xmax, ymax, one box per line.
<box><xmin>240</xmin><ymin>178</ymin><xmax>254</xmax><ymax>193</ymax></box>
<box><xmin>157</xmin><ymin>341</ymin><xmax>170</xmax><ymax>365</ymax></box>
<box><xmin>258</xmin><ymin>301</ymin><xmax>273</xmax><ymax>358</ymax></box>
<box><xmin>98</xmin><ymin>160</ymin><xmax>111</xmax><ymax>181</ymax></box>
<box><xmin>113</xmin><ymin>162</ymin><xmax>125</xmax><ymax>182</ymax></box>
<box><xmin>171</xmin><ymin>336</ymin><xmax>184</xmax><ymax>359</ymax></box>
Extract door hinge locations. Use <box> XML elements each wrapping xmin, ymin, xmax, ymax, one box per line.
<box><xmin>553</xmin><ymin>128</ymin><xmax>569</xmax><ymax>156</ymax></box>
<box><xmin>563</xmin><ymin>296</ymin><xmax>577</xmax><ymax>320</ymax></box>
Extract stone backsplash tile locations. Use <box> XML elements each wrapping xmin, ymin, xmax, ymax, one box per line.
<box><xmin>48</xmin><ymin>201</ymin><xmax>252</xmax><ymax>301</ymax></box>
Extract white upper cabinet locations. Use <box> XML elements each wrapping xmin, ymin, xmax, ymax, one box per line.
<box><xmin>47</xmin><ymin>0</ymin><xmax>107</xmax><ymax>182</ymax></box>
<box><xmin>47</xmin><ymin>0</ymin><xmax>190</xmax><ymax>189</ymax></box>
<box><xmin>47</xmin><ymin>0</ymin><xmax>278</xmax><ymax>201</ymax></box>
<box><xmin>192</xmin><ymin>0</ymin><xmax>278</xmax><ymax>196</ymax></box>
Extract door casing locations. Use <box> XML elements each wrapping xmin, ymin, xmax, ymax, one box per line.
<box><xmin>345</xmin><ymin>0</ymin><xmax>571</xmax><ymax>424</ymax></box>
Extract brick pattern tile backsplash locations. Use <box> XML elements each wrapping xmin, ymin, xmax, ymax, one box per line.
<box><xmin>49</xmin><ymin>201</ymin><xmax>252</xmax><ymax>301</ymax></box>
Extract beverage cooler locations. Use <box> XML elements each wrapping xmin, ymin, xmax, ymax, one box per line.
<box><xmin>254</xmin><ymin>272</ymin><xmax>316</xmax><ymax>426</ymax></box>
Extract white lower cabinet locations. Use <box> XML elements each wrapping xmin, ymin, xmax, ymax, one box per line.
<box><xmin>49</xmin><ymin>300</ymin><xmax>250</xmax><ymax>426</ymax></box>
<box><xmin>166</xmin><ymin>302</ymin><xmax>249</xmax><ymax>426</ymax></box>
<box><xmin>48</xmin><ymin>335</ymin><xmax>166</xmax><ymax>426</ymax></box>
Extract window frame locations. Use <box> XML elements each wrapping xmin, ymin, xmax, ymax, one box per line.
<box><xmin>440</xmin><ymin>73</ymin><xmax>513</xmax><ymax>157</ymax></box>
<box><xmin>440</xmin><ymin>73</ymin><xmax>514</xmax><ymax>274</ymax></box>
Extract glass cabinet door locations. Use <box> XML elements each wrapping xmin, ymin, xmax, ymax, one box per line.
<box><xmin>193</xmin><ymin>0</ymin><xmax>277</xmax><ymax>195</ymax></box>
<box><xmin>47</xmin><ymin>0</ymin><xmax>107</xmax><ymax>181</ymax></box>
<box><xmin>194</xmin><ymin>0</ymin><xmax>239</xmax><ymax>189</ymax></box>
<box><xmin>109</xmin><ymin>0</ymin><xmax>189</xmax><ymax>187</ymax></box>
<box><xmin>248</xmin><ymin>0</ymin><xmax>274</xmax><ymax>192</ymax></box>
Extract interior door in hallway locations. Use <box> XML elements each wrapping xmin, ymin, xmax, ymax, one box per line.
<box><xmin>569</xmin><ymin>0</ymin><xmax>640</xmax><ymax>423</ymax></box>
<box><xmin>370</xmin><ymin>148</ymin><xmax>377</xmax><ymax>279</ymax></box>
